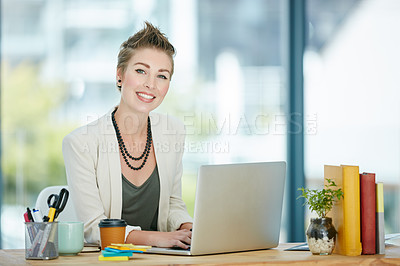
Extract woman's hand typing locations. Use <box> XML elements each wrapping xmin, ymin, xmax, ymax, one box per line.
<box><xmin>126</xmin><ymin>229</ymin><xmax>192</xmax><ymax>249</ymax></box>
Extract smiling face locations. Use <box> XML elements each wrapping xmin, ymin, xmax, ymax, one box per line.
<box><xmin>117</xmin><ymin>47</ymin><xmax>172</xmax><ymax>115</ymax></box>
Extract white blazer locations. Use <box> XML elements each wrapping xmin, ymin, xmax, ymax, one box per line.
<box><xmin>62</xmin><ymin>107</ymin><xmax>193</xmax><ymax>244</ymax></box>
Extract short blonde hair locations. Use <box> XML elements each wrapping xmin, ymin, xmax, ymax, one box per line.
<box><xmin>116</xmin><ymin>21</ymin><xmax>176</xmax><ymax>90</ymax></box>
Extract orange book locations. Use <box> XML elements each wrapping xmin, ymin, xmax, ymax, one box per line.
<box><xmin>324</xmin><ymin>165</ymin><xmax>362</xmax><ymax>256</ymax></box>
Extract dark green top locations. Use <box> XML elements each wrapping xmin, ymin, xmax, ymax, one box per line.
<box><xmin>121</xmin><ymin>165</ymin><xmax>160</xmax><ymax>231</ymax></box>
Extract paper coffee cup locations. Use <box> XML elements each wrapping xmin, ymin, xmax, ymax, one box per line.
<box><xmin>98</xmin><ymin>219</ymin><xmax>127</xmax><ymax>250</ymax></box>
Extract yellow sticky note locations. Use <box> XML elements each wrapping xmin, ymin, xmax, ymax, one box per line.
<box><xmin>98</xmin><ymin>255</ymin><xmax>129</xmax><ymax>261</ymax></box>
<box><xmin>111</xmin><ymin>243</ymin><xmax>152</xmax><ymax>250</ymax></box>
<box><xmin>111</xmin><ymin>243</ymin><xmax>151</xmax><ymax>249</ymax></box>
<box><xmin>108</xmin><ymin>245</ymin><xmax>129</xmax><ymax>250</ymax></box>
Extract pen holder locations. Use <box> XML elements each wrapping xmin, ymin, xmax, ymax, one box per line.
<box><xmin>25</xmin><ymin>222</ymin><xmax>58</xmax><ymax>260</ymax></box>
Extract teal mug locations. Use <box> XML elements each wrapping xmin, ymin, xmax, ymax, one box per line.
<box><xmin>58</xmin><ymin>221</ymin><xmax>84</xmax><ymax>255</ymax></box>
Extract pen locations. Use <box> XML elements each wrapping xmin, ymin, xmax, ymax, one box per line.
<box><xmin>24</xmin><ymin>212</ymin><xmax>35</xmax><ymax>244</ymax></box>
<box><xmin>24</xmin><ymin>212</ymin><xmax>30</xmax><ymax>222</ymax></box>
<box><xmin>30</xmin><ymin>229</ymin><xmax>44</xmax><ymax>257</ymax></box>
<box><xmin>43</xmin><ymin>215</ymin><xmax>50</xmax><ymax>222</ymax></box>
<box><xmin>32</xmin><ymin>209</ymin><xmax>42</xmax><ymax>222</ymax></box>
<box><xmin>38</xmin><ymin>224</ymin><xmax>52</xmax><ymax>257</ymax></box>
<box><xmin>27</xmin><ymin>208</ymin><xmax>34</xmax><ymax>222</ymax></box>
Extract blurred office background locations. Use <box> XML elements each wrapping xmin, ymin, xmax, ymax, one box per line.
<box><xmin>0</xmin><ymin>0</ymin><xmax>399</xmax><ymax>248</ymax></box>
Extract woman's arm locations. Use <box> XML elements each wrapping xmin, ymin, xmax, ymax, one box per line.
<box><xmin>166</xmin><ymin>130</ymin><xmax>194</xmax><ymax>231</ymax></box>
<box><xmin>62</xmin><ymin>131</ymin><xmax>107</xmax><ymax>244</ymax></box>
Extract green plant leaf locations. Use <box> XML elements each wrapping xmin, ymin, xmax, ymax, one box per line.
<box><xmin>297</xmin><ymin>178</ymin><xmax>344</xmax><ymax>218</ymax></box>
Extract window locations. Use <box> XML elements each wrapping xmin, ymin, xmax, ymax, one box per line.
<box><xmin>1</xmin><ymin>0</ymin><xmax>287</xmax><ymax>248</ymax></box>
<box><xmin>305</xmin><ymin>0</ymin><xmax>400</xmax><ymax>234</ymax></box>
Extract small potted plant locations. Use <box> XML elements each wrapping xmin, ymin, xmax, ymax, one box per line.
<box><xmin>297</xmin><ymin>178</ymin><xmax>344</xmax><ymax>255</ymax></box>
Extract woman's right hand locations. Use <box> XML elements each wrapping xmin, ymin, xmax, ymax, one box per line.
<box><xmin>152</xmin><ymin>229</ymin><xmax>192</xmax><ymax>249</ymax></box>
<box><xmin>126</xmin><ymin>229</ymin><xmax>192</xmax><ymax>249</ymax></box>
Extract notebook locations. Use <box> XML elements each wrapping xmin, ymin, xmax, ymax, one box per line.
<box><xmin>145</xmin><ymin>161</ymin><xmax>286</xmax><ymax>256</ymax></box>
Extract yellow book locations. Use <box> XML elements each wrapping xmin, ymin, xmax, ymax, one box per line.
<box><xmin>324</xmin><ymin>165</ymin><xmax>362</xmax><ymax>256</ymax></box>
<box><xmin>376</xmin><ymin>183</ymin><xmax>385</xmax><ymax>254</ymax></box>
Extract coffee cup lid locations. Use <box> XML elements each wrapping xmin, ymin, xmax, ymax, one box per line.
<box><xmin>98</xmin><ymin>219</ymin><xmax>127</xmax><ymax>228</ymax></box>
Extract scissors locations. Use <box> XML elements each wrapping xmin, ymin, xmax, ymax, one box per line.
<box><xmin>45</xmin><ymin>188</ymin><xmax>69</xmax><ymax>222</ymax></box>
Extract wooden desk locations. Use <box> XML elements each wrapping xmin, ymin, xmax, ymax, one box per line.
<box><xmin>1</xmin><ymin>243</ymin><xmax>400</xmax><ymax>266</ymax></box>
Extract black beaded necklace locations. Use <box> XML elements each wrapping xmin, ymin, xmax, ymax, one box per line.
<box><xmin>111</xmin><ymin>109</ymin><xmax>152</xmax><ymax>171</ymax></box>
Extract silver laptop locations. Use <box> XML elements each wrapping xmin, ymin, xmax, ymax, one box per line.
<box><xmin>146</xmin><ymin>161</ymin><xmax>286</xmax><ymax>256</ymax></box>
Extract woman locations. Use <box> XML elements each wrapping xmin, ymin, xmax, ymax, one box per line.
<box><xmin>62</xmin><ymin>22</ymin><xmax>193</xmax><ymax>249</ymax></box>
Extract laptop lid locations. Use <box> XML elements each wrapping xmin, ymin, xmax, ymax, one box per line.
<box><xmin>190</xmin><ymin>161</ymin><xmax>286</xmax><ymax>255</ymax></box>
